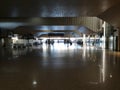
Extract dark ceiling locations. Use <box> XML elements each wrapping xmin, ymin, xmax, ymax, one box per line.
<box><xmin>0</xmin><ymin>0</ymin><xmax>119</xmax><ymax>17</ymax></box>
<box><xmin>0</xmin><ymin>0</ymin><xmax>120</xmax><ymax>35</ymax></box>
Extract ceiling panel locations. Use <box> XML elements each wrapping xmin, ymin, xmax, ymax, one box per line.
<box><xmin>98</xmin><ymin>2</ymin><xmax>120</xmax><ymax>28</ymax></box>
<box><xmin>0</xmin><ymin>0</ymin><xmax>119</xmax><ymax>17</ymax></box>
<box><xmin>0</xmin><ymin>0</ymin><xmax>120</xmax><ymax>35</ymax></box>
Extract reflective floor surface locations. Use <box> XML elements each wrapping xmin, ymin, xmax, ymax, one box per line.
<box><xmin>0</xmin><ymin>43</ymin><xmax>120</xmax><ymax>90</ymax></box>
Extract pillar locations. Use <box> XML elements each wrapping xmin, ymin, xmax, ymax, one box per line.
<box><xmin>117</xmin><ymin>29</ymin><xmax>120</xmax><ymax>51</ymax></box>
<box><xmin>83</xmin><ymin>34</ymin><xmax>86</xmax><ymax>46</ymax></box>
<box><xmin>102</xmin><ymin>22</ymin><xmax>106</xmax><ymax>49</ymax></box>
<box><xmin>3</xmin><ymin>37</ymin><xmax>12</xmax><ymax>47</ymax></box>
<box><xmin>102</xmin><ymin>21</ymin><xmax>110</xmax><ymax>49</ymax></box>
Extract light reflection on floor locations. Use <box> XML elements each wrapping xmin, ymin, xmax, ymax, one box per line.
<box><xmin>0</xmin><ymin>43</ymin><xmax>120</xmax><ymax>90</ymax></box>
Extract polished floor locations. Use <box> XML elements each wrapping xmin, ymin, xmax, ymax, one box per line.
<box><xmin>0</xmin><ymin>43</ymin><xmax>120</xmax><ymax>90</ymax></box>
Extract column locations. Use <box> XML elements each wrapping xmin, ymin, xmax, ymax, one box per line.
<box><xmin>117</xmin><ymin>29</ymin><xmax>120</xmax><ymax>51</ymax></box>
<box><xmin>102</xmin><ymin>22</ymin><xmax>106</xmax><ymax>49</ymax></box>
<box><xmin>102</xmin><ymin>21</ymin><xmax>110</xmax><ymax>49</ymax></box>
<box><xmin>113</xmin><ymin>29</ymin><xmax>117</xmax><ymax>51</ymax></box>
<box><xmin>83</xmin><ymin>34</ymin><xmax>86</xmax><ymax>47</ymax></box>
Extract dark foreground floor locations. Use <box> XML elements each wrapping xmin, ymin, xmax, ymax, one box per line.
<box><xmin>0</xmin><ymin>43</ymin><xmax>120</xmax><ymax>90</ymax></box>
